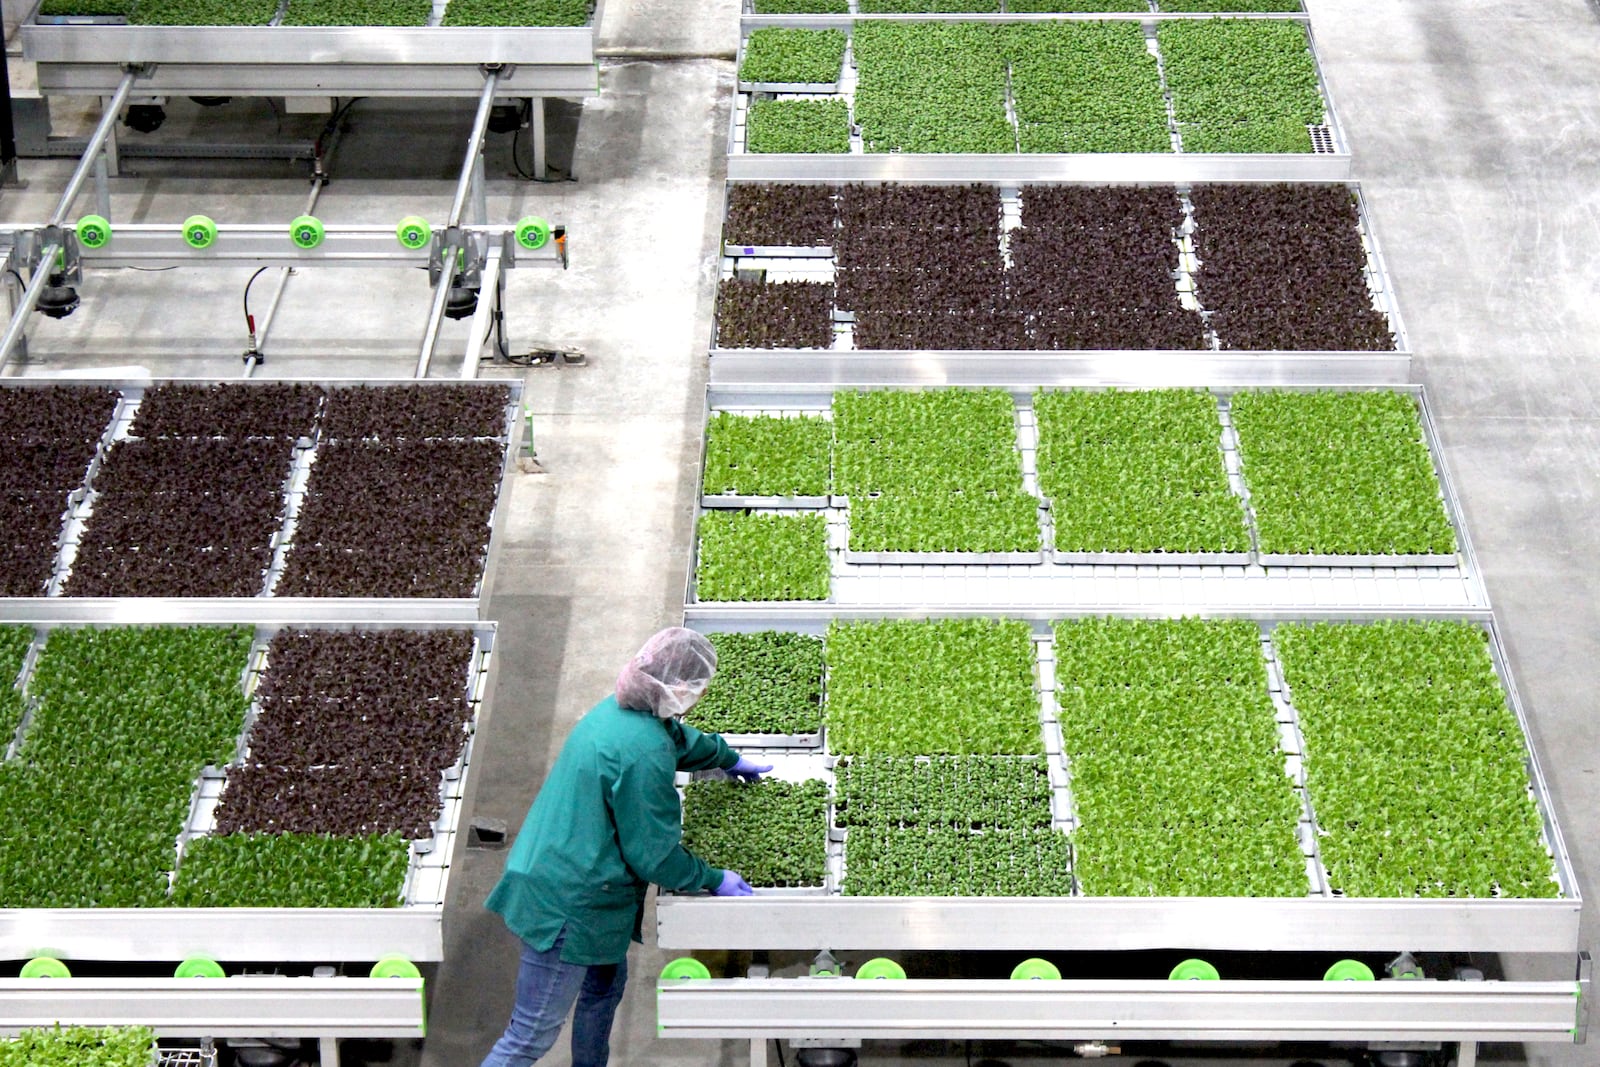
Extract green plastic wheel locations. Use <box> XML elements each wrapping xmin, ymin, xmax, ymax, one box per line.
<box><xmin>515</xmin><ymin>216</ymin><xmax>551</xmax><ymax>250</ymax></box>
<box><xmin>1009</xmin><ymin>958</ymin><xmax>1061</xmax><ymax>981</ymax></box>
<box><xmin>1169</xmin><ymin>959</ymin><xmax>1220</xmax><ymax>981</ymax></box>
<box><xmin>20</xmin><ymin>957</ymin><xmax>70</xmax><ymax>979</ymax></box>
<box><xmin>659</xmin><ymin>958</ymin><xmax>711</xmax><ymax>981</ymax></box>
<box><xmin>855</xmin><ymin>958</ymin><xmax>906</xmax><ymax>980</ymax></box>
<box><xmin>396</xmin><ymin>216</ymin><xmax>431</xmax><ymax>250</ymax></box>
<box><xmin>370</xmin><ymin>955</ymin><xmax>422</xmax><ymax>979</ymax></box>
<box><xmin>182</xmin><ymin>215</ymin><xmax>218</xmax><ymax>249</ymax></box>
<box><xmin>175</xmin><ymin>957</ymin><xmax>225</xmax><ymax>979</ymax></box>
<box><xmin>289</xmin><ymin>215</ymin><xmax>325</xmax><ymax>249</ymax></box>
<box><xmin>1324</xmin><ymin>960</ymin><xmax>1375</xmax><ymax>982</ymax></box>
<box><xmin>76</xmin><ymin>215</ymin><xmax>111</xmax><ymax>249</ymax></box>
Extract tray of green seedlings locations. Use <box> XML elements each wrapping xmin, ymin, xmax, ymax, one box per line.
<box><xmin>833</xmin><ymin>389</ymin><xmax>1042</xmax><ymax>563</ymax></box>
<box><xmin>834</xmin><ymin>756</ymin><xmax>1071</xmax><ymax>898</ymax></box>
<box><xmin>1157</xmin><ymin>18</ymin><xmax>1326</xmax><ymax>154</ymax></box>
<box><xmin>732</xmin><ymin>17</ymin><xmax>1334</xmax><ymax>159</ymax></box>
<box><xmin>31</xmin><ymin>0</ymin><xmax>132</xmax><ymax>24</ymax></box>
<box><xmin>825</xmin><ymin>617</ymin><xmax>1044</xmax><ymax>757</ymax></box>
<box><xmin>1054</xmin><ymin>617</ymin><xmax>1311</xmax><ymax>898</ymax></box>
<box><xmin>0</xmin><ymin>626</ymin><xmax>254</xmax><ymax>908</ymax></box>
<box><xmin>1155</xmin><ymin>0</ymin><xmax>1303</xmax><ymax>11</ymax></box>
<box><xmin>832</xmin><ymin>754</ymin><xmax>1072</xmax><ymax>897</ymax></box>
<box><xmin>688</xmin><ymin>630</ymin><xmax>827</xmax><ymax>748</ymax></box>
<box><xmin>1272</xmin><ymin>620</ymin><xmax>1562</xmax><ymax>900</ymax></box>
<box><xmin>693</xmin><ymin>510</ymin><xmax>832</xmax><ymax>602</ymax></box>
<box><xmin>440</xmin><ymin>0</ymin><xmax>593</xmax><ymax>26</ymax></box>
<box><xmin>745</xmin><ymin>98</ymin><xmax>854</xmax><ymax>154</ymax></box>
<box><xmin>1009</xmin><ymin>20</ymin><xmax>1170</xmax><ymax>154</ymax></box>
<box><xmin>282</xmin><ymin>0</ymin><xmax>434</xmax><ymax>26</ymax></box>
<box><xmin>701</xmin><ymin>410</ymin><xmax>833</xmax><ymax>509</ymax></box>
<box><xmin>0</xmin><ymin>1026</ymin><xmax>157</xmax><ymax>1067</ymax></box>
<box><xmin>1227</xmin><ymin>390</ymin><xmax>1459</xmax><ymax>566</ymax></box>
<box><xmin>1035</xmin><ymin>389</ymin><xmax>1251</xmax><ymax>564</ymax></box>
<box><xmin>680</xmin><ymin>767</ymin><xmax>833</xmax><ymax>893</ymax></box>
<box><xmin>128</xmin><ymin>0</ymin><xmax>280</xmax><ymax>25</ymax></box>
<box><xmin>739</xmin><ymin>27</ymin><xmax>848</xmax><ymax>92</ymax></box>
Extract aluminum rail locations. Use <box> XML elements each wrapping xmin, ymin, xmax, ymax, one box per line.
<box><xmin>0</xmin><ymin>977</ymin><xmax>425</xmax><ymax>1038</ymax></box>
<box><xmin>449</xmin><ymin>71</ymin><xmax>501</xmax><ymax>230</ymax></box>
<box><xmin>655</xmin><ymin>977</ymin><xmax>1586</xmax><ymax>1046</ymax></box>
<box><xmin>419</xmin><ymin>68</ymin><xmax>501</xmax><ymax>378</ymax></box>
<box><xmin>459</xmin><ymin>242</ymin><xmax>503</xmax><ymax>380</ymax></box>
<box><xmin>21</xmin><ymin>24</ymin><xmax>597</xmax><ymax>67</ymax></box>
<box><xmin>655</xmin><ymin>896</ymin><xmax>1581</xmax><ymax>956</ymax></box>
<box><xmin>0</xmin><ymin>596</ymin><xmax>481</xmax><ymax>625</ymax></box>
<box><xmin>48</xmin><ymin>67</ymin><xmax>136</xmax><ymax>226</ymax></box>
<box><xmin>740</xmin><ymin>12</ymin><xmax>1312</xmax><ymax>25</ymax></box>
<box><xmin>14</xmin><ymin>224</ymin><xmax>563</xmax><ymax>269</ymax></box>
<box><xmin>0</xmin><ymin>245</ymin><xmax>60</xmax><ymax>373</ymax></box>
<box><xmin>708</xmin><ymin>351</ymin><xmax>1412</xmax><ymax>390</ymax></box>
<box><xmin>416</xmin><ymin>258</ymin><xmax>457</xmax><ymax>379</ymax></box>
<box><xmin>728</xmin><ymin>155</ymin><xmax>1353</xmax><ymax>182</ymax></box>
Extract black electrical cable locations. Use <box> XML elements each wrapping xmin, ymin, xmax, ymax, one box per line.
<box><xmin>774</xmin><ymin>1038</ymin><xmax>786</xmax><ymax>1067</ymax></box>
<box><xmin>242</xmin><ymin>265</ymin><xmax>271</xmax><ymax>331</ymax></box>
<box><xmin>314</xmin><ymin>96</ymin><xmax>361</xmax><ymax>161</ymax></box>
<box><xmin>263</xmin><ymin>94</ymin><xmax>285</xmax><ymax>137</ymax></box>
<box><xmin>493</xmin><ymin>288</ymin><xmax>510</xmax><ymax>360</ymax></box>
<box><xmin>512</xmin><ymin>124</ymin><xmax>535</xmax><ymax>181</ymax></box>
<box><xmin>4</xmin><ymin>269</ymin><xmax>24</xmax><ymax>288</ymax></box>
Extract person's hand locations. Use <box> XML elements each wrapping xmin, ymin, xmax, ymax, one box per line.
<box><xmin>714</xmin><ymin>871</ymin><xmax>754</xmax><ymax>897</ymax></box>
<box><xmin>729</xmin><ymin>755</ymin><xmax>772</xmax><ymax>783</ymax></box>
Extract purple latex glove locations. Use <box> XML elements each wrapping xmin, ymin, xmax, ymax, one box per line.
<box><xmin>729</xmin><ymin>755</ymin><xmax>772</xmax><ymax>783</ymax></box>
<box><xmin>714</xmin><ymin>871</ymin><xmax>754</xmax><ymax>897</ymax></box>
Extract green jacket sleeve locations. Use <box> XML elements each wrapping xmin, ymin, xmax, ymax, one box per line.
<box><xmin>671</xmin><ymin>719</ymin><xmax>739</xmax><ymax>773</ymax></box>
<box><xmin>611</xmin><ymin>750</ymin><xmax>723</xmax><ymax>894</ymax></box>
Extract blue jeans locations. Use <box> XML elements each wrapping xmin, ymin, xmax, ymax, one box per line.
<box><xmin>480</xmin><ymin>932</ymin><xmax>629</xmax><ymax>1067</ymax></box>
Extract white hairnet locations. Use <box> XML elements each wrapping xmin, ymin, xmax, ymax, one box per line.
<box><xmin>616</xmin><ymin>627</ymin><xmax>718</xmax><ymax>720</ymax></box>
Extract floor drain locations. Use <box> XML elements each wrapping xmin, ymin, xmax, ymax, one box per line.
<box><xmin>468</xmin><ymin>817</ymin><xmax>508</xmax><ymax>850</ymax></box>
<box><xmin>1308</xmin><ymin>124</ymin><xmax>1336</xmax><ymax>153</ymax></box>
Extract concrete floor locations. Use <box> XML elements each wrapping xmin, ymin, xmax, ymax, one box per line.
<box><xmin>2</xmin><ymin>0</ymin><xmax>1598</xmax><ymax>1064</ymax></box>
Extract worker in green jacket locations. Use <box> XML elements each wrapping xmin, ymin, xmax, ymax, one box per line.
<box><xmin>479</xmin><ymin>626</ymin><xmax>770</xmax><ymax>1067</ymax></box>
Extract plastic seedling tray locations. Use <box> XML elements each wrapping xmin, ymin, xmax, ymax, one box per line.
<box><xmin>1258</xmin><ymin>552</ymin><xmax>1459</xmax><ymax>568</ymax></box>
<box><xmin>717</xmin><ymin>728</ymin><xmax>825</xmax><ymax>750</ymax></box>
<box><xmin>676</xmin><ymin>752</ymin><xmax>837</xmax><ymax>893</ymax></box>
<box><xmin>33</xmin><ymin>12</ymin><xmax>128</xmax><ymax>22</ymax></box>
<box><xmin>723</xmin><ymin>244</ymin><xmax>834</xmax><ymax>258</ymax></box>
<box><xmin>1051</xmin><ymin>550</ymin><xmax>1255</xmax><ymax>565</ymax></box>
<box><xmin>700</xmin><ymin>494</ymin><xmax>831</xmax><ymax>510</ymax></box>
<box><xmin>844</xmin><ymin>550</ymin><xmax>1047</xmax><ymax>565</ymax></box>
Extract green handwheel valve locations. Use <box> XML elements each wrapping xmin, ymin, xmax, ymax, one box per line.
<box><xmin>175</xmin><ymin>957</ymin><xmax>225</xmax><ymax>979</ymax></box>
<box><xmin>1324</xmin><ymin>959</ymin><xmax>1375</xmax><ymax>982</ymax></box>
<box><xmin>396</xmin><ymin>216</ymin><xmax>431</xmax><ymax>250</ymax></box>
<box><xmin>76</xmin><ymin>215</ymin><xmax>111</xmax><ymax>249</ymax></box>
<box><xmin>182</xmin><ymin>215</ymin><xmax>218</xmax><ymax>249</ymax></box>
<box><xmin>855</xmin><ymin>958</ymin><xmax>906</xmax><ymax>980</ymax></box>
<box><xmin>515</xmin><ymin>216</ymin><xmax>551</xmax><ymax>250</ymax></box>
<box><xmin>289</xmin><ymin>215</ymin><xmax>325</xmax><ymax>249</ymax></box>
<box><xmin>1169</xmin><ymin>958</ymin><xmax>1220</xmax><ymax>981</ymax></box>
<box><xmin>20</xmin><ymin>957</ymin><xmax>70</xmax><ymax>978</ymax></box>
<box><xmin>659</xmin><ymin>958</ymin><xmax>710</xmax><ymax>981</ymax></box>
<box><xmin>1009</xmin><ymin>958</ymin><xmax>1061</xmax><ymax>981</ymax></box>
<box><xmin>371</xmin><ymin>955</ymin><xmax>422</xmax><ymax>979</ymax></box>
